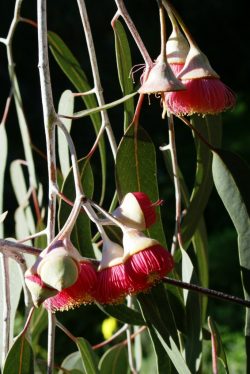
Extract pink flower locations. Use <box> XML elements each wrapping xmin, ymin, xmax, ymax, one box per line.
<box><xmin>43</xmin><ymin>260</ymin><xmax>97</xmax><ymax>312</ymax></box>
<box><xmin>123</xmin><ymin>230</ymin><xmax>174</xmax><ymax>293</ymax></box>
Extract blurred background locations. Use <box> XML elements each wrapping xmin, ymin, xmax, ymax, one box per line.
<box><xmin>0</xmin><ymin>0</ymin><xmax>249</xmax><ymax>372</ymax></box>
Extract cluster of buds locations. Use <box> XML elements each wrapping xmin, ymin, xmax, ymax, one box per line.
<box><xmin>25</xmin><ymin>192</ymin><xmax>174</xmax><ymax>311</ymax></box>
<box><xmin>139</xmin><ymin>7</ymin><xmax>236</xmax><ymax>116</ymax></box>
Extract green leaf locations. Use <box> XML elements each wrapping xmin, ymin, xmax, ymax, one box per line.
<box><xmin>97</xmin><ymin>303</ymin><xmax>144</xmax><ymax>326</ymax></box>
<box><xmin>0</xmin><ymin>211</ymin><xmax>8</xmax><ymax>225</ymax></box>
<box><xmin>57</xmin><ymin>90</ymin><xmax>74</xmax><ymax>179</ymax></box>
<box><xmin>0</xmin><ymin>122</ymin><xmax>7</xmax><ymax>237</ymax></box>
<box><xmin>115</xmin><ymin>124</ymin><xmax>166</xmax><ymax>246</ymax></box>
<box><xmin>99</xmin><ymin>345</ymin><xmax>128</xmax><ymax>374</ymax></box>
<box><xmin>68</xmin><ymin>92</ymin><xmax>137</xmax><ymax>120</ymax></box>
<box><xmin>212</xmin><ymin>148</ymin><xmax>250</xmax><ymax>362</ymax></box>
<box><xmin>181</xmin><ymin>114</ymin><xmax>222</xmax><ymax>248</ymax></box>
<box><xmin>181</xmin><ymin>250</ymin><xmax>202</xmax><ymax>373</ymax></box>
<box><xmin>113</xmin><ymin>19</ymin><xmax>134</xmax><ymax>131</ymax></box>
<box><xmin>76</xmin><ymin>337</ymin><xmax>99</xmax><ymax>374</ymax></box>
<box><xmin>3</xmin><ymin>334</ymin><xmax>34</xmax><ymax>374</ymax></box>
<box><xmin>30</xmin><ymin>307</ymin><xmax>48</xmax><ymax>345</ymax></box>
<box><xmin>156</xmin><ymin>334</ymin><xmax>192</xmax><ymax>374</ymax></box>
<box><xmin>48</xmin><ymin>31</ymin><xmax>106</xmax><ymax>204</ymax></box>
<box><xmin>208</xmin><ymin>317</ymin><xmax>229</xmax><ymax>374</ymax></box>
<box><xmin>59</xmin><ymin>351</ymin><xmax>85</xmax><ymax>374</ymax></box>
<box><xmin>58</xmin><ymin>159</ymin><xmax>94</xmax><ymax>257</ymax></box>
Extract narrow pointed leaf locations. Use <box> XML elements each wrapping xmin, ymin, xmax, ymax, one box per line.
<box><xmin>76</xmin><ymin>337</ymin><xmax>99</xmax><ymax>374</ymax></box>
<box><xmin>99</xmin><ymin>345</ymin><xmax>128</xmax><ymax>374</ymax></box>
<box><xmin>113</xmin><ymin>19</ymin><xmax>134</xmax><ymax>130</ymax></box>
<box><xmin>66</xmin><ymin>92</ymin><xmax>136</xmax><ymax>120</ymax></box>
<box><xmin>0</xmin><ymin>211</ymin><xmax>8</xmax><ymax>225</ymax></box>
<box><xmin>212</xmin><ymin>148</ymin><xmax>250</xmax><ymax>364</ymax></box>
<box><xmin>97</xmin><ymin>303</ymin><xmax>144</xmax><ymax>325</ymax></box>
<box><xmin>3</xmin><ymin>334</ymin><xmax>34</xmax><ymax>374</ymax></box>
<box><xmin>30</xmin><ymin>307</ymin><xmax>48</xmax><ymax>345</ymax></box>
<box><xmin>115</xmin><ymin>124</ymin><xmax>166</xmax><ymax>245</ymax></box>
<box><xmin>181</xmin><ymin>114</ymin><xmax>222</xmax><ymax>248</ymax></box>
<box><xmin>208</xmin><ymin>317</ymin><xmax>229</xmax><ymax>374</ymax></box>
<box><xmin>59</xmin><ymin>351</ymin><xmax>85</xmax><ymax>374</ymax></box>
<box><xmin>48</xmin><ymin>31</ymin><xmax>106</xmax><ymax>204</ymax></box>
<box><xmin>57</xmin><ymin>90</ymin><xmax>74</xmax><ymax>179</ymax></box>
<box><xmin>58</xmin><ymin>159</ymin><xmax>94</xmax><ymax>257</ymax></box>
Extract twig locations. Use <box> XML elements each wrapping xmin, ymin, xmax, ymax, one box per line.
<box><xmin>163</xmin><ymin>277</ymin><xmax>250</xmax><ymax>308</ymax></box>
<box><xmin>164</xmin><ymin>111</ymin><xmax>183</xmax><ymax>254</ymax></box>
<box><xmin>76</xmin><ymin>0</ymin><xmax>117</xmax><ymax>160</ymax></box>
<box><xmin>92</xmin><ymin>324</ymin><xmax>128</xmax><ymax>350</ymax></box>
<box><xmin>0</xmin><ymin>255</ymin><xmax>10</xmax><ymax>367</ymax></box>
<box><xmin>37</xmin><ymin>0</ymin><xmax>58</xmax><ymax>372</ymax></box>
<box><xmin>0</xmin><ymin>238</ymin><xmax>41</xmax><ymax>256</ymax></box>
<box><xmin>114</xmin><ymin>0</ymin><xmax>153</xmax><ymax>67</ymax></box>
<box><xmin>126</xmin><ymin>296</ymin><xmax>137</xmax><ymax>374</ymax></box>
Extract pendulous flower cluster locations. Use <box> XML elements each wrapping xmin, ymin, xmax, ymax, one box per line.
<box><xmin>139</xmin><ymin>10</ymin><xmax>236</xmax><ymax>116</ymax></box>
<box><xmin>25</xmin><ymin>192</ymin><xmax>174</xmax><ymax>312</ymax></box>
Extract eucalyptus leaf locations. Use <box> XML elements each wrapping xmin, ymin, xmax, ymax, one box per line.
<box><xmin>181</xmin><ymin>114</ymin><xmax>222</xmax><ymax>248</ymax></box>
<box><xmin>58</xmin><ymin>158</ymin><xmax>94</xmax><ymax>257</ymax></box>
<box><xmin>30</xmin><ymin>307</ymin><xmax>48</xmax><ymax>345</ymax></box>
<box><xmin>3</xmin><ymin>333</ymin><xmax>34</xmax><ymax>374</ymax></box>
<box><xmin>57</xmin><ymin>90</ymin><xmax>74</xmax><ymax>179</ymax></box>
<box><xmin>76</xmin><ymin>337</ymin><xmax>99</xmax><ymax>374</ymax></box>
<box><xmin>0</xmin><ymin>211</ymin><xmax>8</xmax><ymax>225</ymax></box>
<box><xmin>113</xmin><ymin>19</ymin><xmax>134</xmax><ymax>131</ymax></box>
<box><xmin>99</xmin><ymin>344</ymin><xmax>128</xmax><ymax>374</ymax></box>
<box><xmin>212</xmin><ymin>148</ymin><xmax>250</xmax><ymax>365</ymax></box>
<box><xmin>115</xmin><ymin>124</ymin><xmax>166</xmax><ymax>246</ymax></box>
<box><xmin>208</xmin><ymin>316</ymin><xmax>229</xmax><ymax>374</ymax></box>
<box><xmin>97</xmin><ymin>303</ymin><xmax>144</xmax><ymax>326</ymax></box>
<box><xmin>59</xmin><ymin>351</ymin><xmax>85</xmax><ymax>374</ymax></box>
<box><xmin>48</xmin><ymin>31</ymin><xmax>106</xmax><ymax>205</ymax></box>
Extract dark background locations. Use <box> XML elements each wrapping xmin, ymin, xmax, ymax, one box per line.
<box><xmin>0</xmin><ymin>0</ymin><xmax>249</xmax><ymax>368</ymax></box>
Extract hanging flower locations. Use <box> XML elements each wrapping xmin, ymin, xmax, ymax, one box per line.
<box><xmin>112</xmin><ymin>192</ymin><xmax>159</xmax><ymax>230</ymax></box>
<box><xmin>95</xmin><ymin>239</ymin><xmax>131</xmax><ymax>304</ymax></box>
<box><xmin>123</xmin><ymin>229</ymin><xmax>174</xmax><ymax>293</ymax></box>
<box><xmin>43</xmin><ymin>260</ymin><xmax>97</xmax><ymax>312</ymax></box>
<box><xmin>165</xmin><ymin>43</ymin><xmax>236</xmax><ymax>116</ymax></box>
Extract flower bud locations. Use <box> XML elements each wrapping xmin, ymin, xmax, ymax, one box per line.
<box><xmin>138</xmin><ymin>60</ymin><xmax>185</xmax><ymax>94</ymax></box>
<box><xmin>112</xmin><ymin>192</ymin><xmax>157</xmax><ymax>231</ymax></box>
<box><xmin>166</xmin><ymin>26</ymin><xmax>189</xmax><ymax>65</ymax></box>
<box><xmin>25</xmin><ymin>273</ymin><xmax>58</xmax><ymax>307</ymax></box>
<box><xmin>37</xmin><ymin>241</ymin><xmax>80</xmax><ymax>291</ymax></box>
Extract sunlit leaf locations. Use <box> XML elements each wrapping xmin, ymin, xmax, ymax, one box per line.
<box><xmin>3</xmin><ymin>333</ymin><xmax>34</xmax><ymax>374</ymax></box>
<box><xmin>57</xmin><ymin>90</ymin><xmax>74</xmax><ymax>179</ymax></box>
<box><xmin>58</xmin><ymin>159</ymin><xmax>94</xmax><ymax>257</ymax></box>
<box><xmin>212</xmin><ymin>148</ymin><xmax>250</xmax><ymax>362</ymax></box>
<box><xmin>0</xmin><ymin>211</ymin><xmax>8</xmax><ymax>225</ymax></box>
<box><xmin>59</xmin><ymin>351</ymin><xmax>85</xmax><ymax>374</ymax></box>
<box><xmin>99</xmin><ymin>345</ymin><xmax>128</xmax><ymax>374</ymax></box>
<box><xmin>181</xmin><ymin>250</ymin><xmax>202</xmax><ymax>372</ymax></box>
<box><xmin>181</xmin><ymin>114</ymin><xmax>222</xmax><ymax>248</ymax></box>
<box><xmin>97</xmin><ymin>303</ymin><xmax>144</xmax><ymax>326</ymax></box>
<box><xmin>48</xmin><ymin>31</ymin><xmax>106</xmax><ymax>204</ymax></box>
<box><xmin>76</xmin><ymin>337</ymin><xmax>99</xmax><ymax>374</ymax></box>
<box><xmin>208</xmin><ymin>316</ymin><xmax>229</xmax><ymax>374</ymax></box>
<box><xmin>115</xmin><ymin>124</ymin><xmax>166</xmax><ymax>245</ymax></box>
<box><xmin>113</xmin><ymin>19</ymin><xmax>134</xmax><ymax>130</ymax></box>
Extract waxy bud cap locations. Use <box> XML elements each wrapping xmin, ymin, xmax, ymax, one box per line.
<box><xmin>25</xmin><ymin>273</ymin><xmax>58</xmax><ymax>307</ymax></box>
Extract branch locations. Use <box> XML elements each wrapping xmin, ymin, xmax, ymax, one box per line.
<box><xmin>76</xmin><ymin>0</ymin><xmax>117</xmax><ymax>160</ymax></box>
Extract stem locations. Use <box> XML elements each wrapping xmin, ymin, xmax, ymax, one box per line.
<box><xmin>126</xmin><ymin>296</ymin><xmax>137</xmax><ymax>374</ymax></box>
<box><xmin>47</xmin><ymin>312</ymin><xmax>56</xmax><ymax>374</ymax></box>
<box><xmin>162</xmin><ymin>0</ymin><xmax>198</xmax><ymax>48</ymax></box>
<box><xmin>0</xmin><ymin>239</ymin><xmax>41</xmax><ymax>256</ymax></box>
<box><xmin>37</xmin><ymin>0</ymin><xmax>57</xmax><ymax>372</ymax></box>
<box><xmin>56</xmin><ymin>320</ymin><xmax>77</xmax><ymax>343</ymax></box>
<box><xmin>92</xmin><ymin>324</ymin><xmax>128</xmax><ymax>350</ymax></box>
<box><xmin>76</xmin><ymin>0</ymin><xmax>117</xmax><ymax>160</ymax></box>
<box><xmin>166</xmin><ymin>111</ymin><xmax>183</xmax><ymax>254</ymax></box>
<box><xmin>114</xmin><ymin>0</ymin><xmax>153</xmax><ymax>67</ymax></box>
<box><xmin>0</xmin><ymin>255</ymin><xmax>10</xmax><ymax>367</ymax></box>
<box><xmin>158</xmin><ymin>1</ymin><xmax>167</xmax><ymax>63</ymax></box>
<box><xmin>163</xmin><ymin>277</ymin><xmax>250</xmax><ymax>308</ymax></box>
